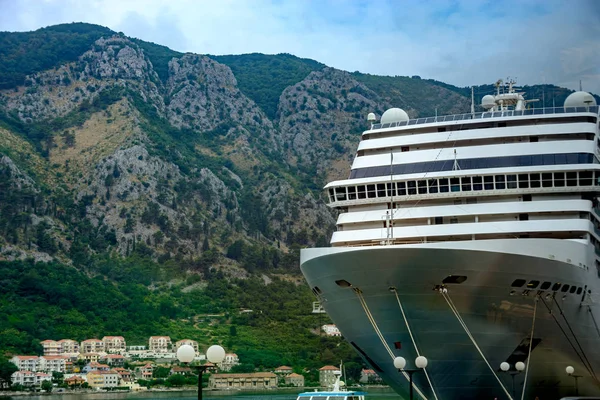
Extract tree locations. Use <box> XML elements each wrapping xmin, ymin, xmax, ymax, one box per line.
<box><xmin>0</xmin><ymin>359</ymin><xmax>18</xmax><ymax>389</ymax></box>
<box><xmin>41</xmin><ymin>379</ymin><xmax>53</xmax><ymax>393</ymax></box>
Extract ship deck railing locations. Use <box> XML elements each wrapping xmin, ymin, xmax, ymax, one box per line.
<box><xmin>369</xmin><ymin>105</ymin><xmax>599</xmax><ymax>131</ymax></box>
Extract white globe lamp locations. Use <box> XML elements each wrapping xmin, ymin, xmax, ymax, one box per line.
<box><xmin>566</xmin><ymin>366</ymin><xmax>574</xmax><ymax>375</ymax></box>
<box><xmin>415</xmin><ymin>356</ymin><xmax>428</xmax><ymax>369</ymax></box>
<box><xmin>176</xmin><ymin>344</ymin><xmax>195</xmax><ymax>363</ymax></box>
<box><xmin>206</xmin><ymin>344</ymin><xmax>226</xmax><ymax>363</ymax></box>
<box><xmin>393</xmin><ymin>356</ymin><xmax>406</xmax><ymax>370</ymax></box>
<box><xmin>515</xmin><ymin>362</ymin><xmax>525</xmax><ymax>372</ymax></box>
<box><xmin>500</xmin><ymin>362</ymin><xmax>510</xmax><ymax>372</ymax></box>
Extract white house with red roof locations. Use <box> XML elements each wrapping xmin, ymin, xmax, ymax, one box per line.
<box><xmin>39</xmin><ymin>355</ymin><xmax>68</xmax><ymax>373</ymax></box>
<box><xmin>321</xmin><ymin>324</ymin><xmax>341</xmax><ymax>337</ymax></box>
<box><xmin>148</xmin><ymin>336</ymin><xmax>172</xmax><ymax>353</ymax></box>
<box><xmin>10</xmin><ymin>356</ymin><xmax>39</xmax><ymax>372</ymax></box>
<box><xmin>102</xmin><ymin>336</ymin><xmax>126</xmax><ymax>353</ymax></box>
<box><xmin>81</xmin><ymin>339</ymin><xmax>105</xmax><ymax>353</ymax></box>
<box><xmin>318</xmin><ymin>365</ymin><xmax>341</xmax><ymax>388</ymax></box>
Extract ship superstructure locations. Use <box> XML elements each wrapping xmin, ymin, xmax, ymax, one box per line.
<box><xmin>300</xmin><ymin>83</ymin><xmax>600</xmax><ymax>400</ymax></box>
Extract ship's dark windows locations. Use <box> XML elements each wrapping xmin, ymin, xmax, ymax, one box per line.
<box><xmin>576</xmin><ymin>287</ymin><xmax>583</xmax><ymax>295</ymax></box>
<box><xmin>472</xmin><ymin>176</ymin><xmax>483</xmax><ymax>191</ymax></box>
<box><xmin>554</xmin><ymin>172</ymin><xmax>565</xmax><ymax>186</ymax></box>
<box><xmin>495</xmin><ymin>175</ymin><xmax>506</xmax><ymax>189</ymax></box>
<box><xmin>527</xmin><ymin>280</ymin><xmax>539</xmax><ymax>289</ymax></box>
<box><xmin>434</xmin><ymin>216</ymin><xmax>443</xmax><ymax>225</ymax></box>
<box><xmin>328</xmin><ymin>188</ymin><xmax>334</xmax><ymax>202</ymax></box>
<box><xmin>377</xmin><ymin>184</ymin><xmax>386</xmax><ymax>197</ymax></box>
<box><xmin>523</xmin><ymin>194</ymin><xmax>532</xmax><ymax>202</ymax></box>
<box><xmin>397</xmin><ymin>182</ymin><xmax>406</xmax><ymax>196</ymax></box>
<box><xmin>439</xmin><ymin>178</ymin><xmax>449</xmax><ymax>192</ymax></box>
<box><xmin>519</xmin><ymin>214</ymin><xmax>529</xmax><ymax>221</ymax></box>
<box><xmin>569</xmin><ymin>285</ymin><xmax>577</xmax><ymax>294</ymax></box>
<box><xmin>461</xmin><ymin>177</ymin><xmax>472</xmax><ymax>191</ymax></box>
<box><xmin>450</xmin><ymin>217</ymin><xmax>458</xmax><ymax>224</ymax></box>
<box><xmin>518</xmin><ymin>174</ymin><xmax>529</xmax><ymax>188</ymax></box>
<box><xmin>542</xmin><ymin>173</ymin><xmax>553</xmax><ymax>187</ymax></box>
<box><xmin>335</xmin><ymin>280</ymin><xmax>352</xmax><ymax>288</ymax></box>
<box><xmin>312</xmin><ymin>286</ymin><xmax>322</xmax><ymax>295</ymax></box>
<box><xmin>450</xmin><ymin>178</ymin><xmax>460</xmax><ymax>192</ymax></box>
<box><xmin>580</xmin><ymin>171</ymin><xmax>593</xmax><ymax>186</ymax></box>
<box><xmin>442</xmin><ymin>275</ymin><xmax>467</xmax><ymax>284</ymax></box>
<box><xmin>552</xmin><ymin>283</ymin><xmax>562</xmax><ymax>291</ymax></box>
<box><xmin>511</xmin><ymin>279</ymin><xmax>526</xmax><ymax>287</ymax></box>
<box><xmin>401</xmin><ymin>146</ymin><xmax>409</xmax><ymax>152</ymax></box>
<box><xmin>348</xmin><ymin>186</ymin><xmax>357</xmax><ymax>200</ymax></box>
<box><xmin>530</xmin><ymin>174</ymin><xmax>541</xmax><ymax>188</ymax></box>
<box><xmin>507</xmin><ymin>175</ymin><xmax>517</xmax><ymax>189</ymax></box>
<box><xmin>367</xmin><ymin>184</ymin><xmax>376</xmax><ymax>198</ymax></box>
<box><xmin>357</xmin><ymin>185</ymin><xmax>366</xmax><ymax>199</ymax></box>
<box><xmin>438</xmin><ymin>127</ymin><xmax>446</xmax><ymax>132</ymax></box>
<box><xmin>561</xmin><ymin>284</ymin><xmax>570</xmax><ymax>292</ymax></box>
<box><xmin>418</xmin><ymin>180</ymin><xmax>427</xmax><ymax>194</ymax></box>
<box><xmin>407</xmin><ymin>181</ymin><xmax>417</xmax><ymax>195</ymax></box>
<box><xmin>540</xmin><ymin>281</ymin><xmax>551</xmax><ymax>290</ymax></box>
<box><xmin>530</xmin><ymin>136</ymin><xmax>539</xmax><ymax>142</ymax></box>
<box><xmin>566</xmin><ymin>172</ymin><xmax>578</xmax><ymax>186</ymax></box>
<box><xmin>484</xmin><ymin>176</ymin><xmax>494</xmax><ymax>190</ymax></box>
<box><xmin>335</xmin><ymin>187</ymin><xmax>347</xmax><ymax>201</ymax></box>
<box><xmin>386</xmin><ymin>183</ymin><xmax>396</xmax><ymax>197</ymax></box>
<box><xmin>428</xmin><ymin>179</ymin><xmax>438</xmax><ymax>193</ymax></box>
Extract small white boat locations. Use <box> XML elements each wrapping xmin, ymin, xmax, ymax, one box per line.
<box><xmin>296</xmin><ymin>367</ymin><xmax>367</xmax><ymax>400</ymax></box>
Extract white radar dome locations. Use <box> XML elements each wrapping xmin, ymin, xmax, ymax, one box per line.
<box><xmin>367</xmin><ymin>112</ymin><xmax>377</xmax><ymax>122</ymax></box>
<box><xmin>380</xmin><ymin>108</ymin><xmax>409</xmax><ymax>124</ymax></box>
<box><xmin>481</xmin><ymin>95</ymin><xmax>496</xmax><ymax>109</ymax></box>
<box><xmin>564</xmin><ymin>91</ymin><xmax>597</xmax><ymax>108</ymax></box>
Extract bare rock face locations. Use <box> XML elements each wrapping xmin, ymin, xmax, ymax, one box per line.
<box><xmin>80</xmin><ymin>37</ymin><xmax>155</xmax><ymax>81</ymax></box>
<box><xmin>278</xmin><ymin>67</ymin><xmax>383</xmax><ymax>179</ymax></box>
<box><xmin>0</xmin><ymin>155</ymin><xmax>38</xmax><ymax>191</ymax></box>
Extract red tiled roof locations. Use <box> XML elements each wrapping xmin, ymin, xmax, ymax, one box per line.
<box><xmin>82</xmin><ymin>339</ymin><xmax>102</xmax><ymax>343</ymax></box>
<box><xmin>276</xmin><ymin>366</ymin><xmax>292</xmax><ymax>370</ymax></box>
<box><xmin>104</xmin><ymin>354</ymin><xmax>125</xmax><ymax>359</ymax></box>
<box><xmin>41</xmin><ymin>356</ymin><xmax>67</xmax><ymax>360</ymax></box>
<box><xmin>288</xmin><ymin>373</ymin><xmax>303</xmax><ymax>377</ymax></box>
<box><xmin>149</xmin><ymin>336</ymin><xmax>171</xmax><ymax>339</ymax></box>
<box><xmin>14</xmin><ymin>356</ymin><xmax>39</xmax><ymax>360</ymax></box>
<box><xmin>319</xmin><ymin>365</ymin><xmax>340</xmax><ymax>371</ymax></box>
<box><xmin>41</xmin><ymin>340</ymin><xmax>56</xmax><ymax>343</ymax></box>
<box><xmin>102</xmin><ymin>336</ymin><xmax>124</xmax><ymax>340</ymax></box>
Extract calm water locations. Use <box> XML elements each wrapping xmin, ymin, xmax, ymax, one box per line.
<box><xmin>0</xmin><ymin>388</ymin><xmax>403</xmax><ymax>400</ymax></box>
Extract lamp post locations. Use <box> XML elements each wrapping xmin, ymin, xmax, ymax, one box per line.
<box><xmin>176</xmin><ymin>344</ymin><xmax>225</xmax><ymax>400</ymax></box>
<box><xmin>566</xmin><ymin>366</ymin><xmax>580</xmax><ymax>396</ymax></box>
<box><xmin>394</xmin><ymin>356</ymin><xmax>428</xmax><ymax>400</ymax></box>
<box><xmin>500</xmin><ymin>361</ymin><xmax>525</xmax><ymax>399</ymax></box>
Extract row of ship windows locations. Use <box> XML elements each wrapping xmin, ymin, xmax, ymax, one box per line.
<box><xmin>511</xmin><ymin>279</ymin><xmax>585</xmax><ymax>294</ymax></box>
<box><xmin>348</xmin><ymin>153</ymin><xmax>594</xmax><ymax>179</ymax></box>
<box><xmin>329</xmin><ymin>170</ymin><xmax>599</xmax><ymax>203</ymax></box>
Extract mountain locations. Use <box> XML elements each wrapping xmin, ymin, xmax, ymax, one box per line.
<box><xmin>0</xmin><ymin>23</ymin><xmax>594</xmax><ymax>371</ymax></box>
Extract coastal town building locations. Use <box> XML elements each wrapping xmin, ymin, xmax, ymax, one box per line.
<box><xmin>170</xmin><ymin>366</ymin><xmax>192</xmax><ymax>376</ymax></box>
<box><xmin>59</xmin><ymin>339</ymin><xmax>80</xmax><ymax>354</ymax></box>
<box><xmin>81</xmin><ymin>339</ymin><xmax>105</xmax><ymax>353</ymax></box>
<box><xmin>274</xmin><ymin>365</ymin><xmax>293</xmax><ymax>374</ymax></box>
<box><xmin>219</xmin><ymin>353</ymin><xmax>239</xmax><ymax>371</ymax></box>
<box><xmin>10</xmin><ymin>356</ymin><xmax>39</xmax><ymax>372</ymax></box>
<box><xmin>148</xmin><ymin>336</ymin><xmax>172</xmax><ymax>353</ymax></box>
<box><xmin>40</xmin><ymin>340</ymin><xmax>60</xmax><ymax>356</ymax></box>
<box><xmin>321</xmin><ymin>324</ymin><xmax>341</xmax><ymax>337</ymax></box>
<box><xmin>64</xmin><ymin>376</ymin><xmax>86</xmax><ymax>386</ymax></box>
<box><xmin>86</xmin><ymin>370</ymin><xmax>120</xmax><ymax>388</ymax></box>
<box><xmin>174</xmin><ymin>339</ymin><xmax>199</xmax><ymax>353</ymax></box>
<box><xmin>101</xmin><ymin>354</ymin><xmax>125</xmax><ymax>366</ymax></box>
<box><xmin>78</xmin><ymin>353</ymin><xmax>101</xmax><ymax>363</ymax></box>
<box><xmin>10</xmin><ymin>371</ymin><xmax>51</xmax><ymax>387</ymax></box>
<box><xmin>82</xmin><ymin>362</ymin><xmax>110</xmax><ymax>373</ymax></box>
<box><xmin>319</xmin><ymin>365</ymin><xmax>341</xmax><ymax>388</ymax></box>
<box><xmin>209</xmin><ymin>372</ymin><xmax>277</xmax><ymax>389</ymax></box>
<box><xmin>113</xmin><ymin>368</ymin><xmax>132</xmax><ymax>382</ymax></box>
<box><xmin>285</xmin><ymin>373</ymin><xmax>305</xmax><ymax>387</ymax></box>
<box><xmin>102</xmin><ymin>336</ymin><xmax>126</xmax><ymax>353</ymax></box>
<box><xmin>360</xmin><ymin>369</ymin><xmax>382</xmax><ymax>384</ymax></box>
<box><xmin>137</xmin><ymin>363</ymin><xmax>153</xmax><ymax>379</ymax></box>
<box><xmin>39</xmin><ymin>356</ymin><xmax>68</xmax><ymax>373</ymax></box>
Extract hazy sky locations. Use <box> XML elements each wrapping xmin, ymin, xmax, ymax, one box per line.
<box><xmin>1</xmin><ymin>0</ymin><xmax>599</xmax><ymax>94</ymax></box>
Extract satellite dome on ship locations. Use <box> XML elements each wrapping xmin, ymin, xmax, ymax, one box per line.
<box><xmin>564</xmin><ymin>91</ymin><xmax>597</xmax><ymax>108</ymax></box>
<box><xmin>380</xmin><ymin>108</ymin><xmax>409</xmax><ymax>124</ymax></box>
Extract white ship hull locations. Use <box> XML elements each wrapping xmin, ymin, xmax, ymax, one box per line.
<box><xmin>301</xmin><ymin>239</ymin><xmax>600</xmax><ymax>400</ymax></box>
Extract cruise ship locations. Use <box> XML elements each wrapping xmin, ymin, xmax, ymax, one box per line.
<box><xmin>300</xmin><ymin>81</ymin><xmax>600</xmax><ymax>400</ymax></box>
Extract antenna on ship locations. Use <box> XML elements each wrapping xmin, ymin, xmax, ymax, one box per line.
<box><xmin>471</xmin><ymin>87</ymin><xmax>475</xmax><ymax>116</ymax></box>
<box><xmin>452</xmin><ymin>149</ymin><xmax>461</xmax><ymax>171</ymax></box>
<box><xmin>367</xmin><ymin>112</ymin><xmax>377</xmax><ymax>130</ymax></box>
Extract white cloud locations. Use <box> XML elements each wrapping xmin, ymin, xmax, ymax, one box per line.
<box><xmin>0</xmin><ymin>0</ymin><xmax>598</xmax><ymax>93</ymax></box>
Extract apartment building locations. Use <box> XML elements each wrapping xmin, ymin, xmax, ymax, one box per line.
<box><xmin>321</xmin><ymin>324</ymin><xmax>342</xmax><ymax>337</ymax></box>
<box><xmin>102</xmin><ymin>336</ymin><xmax>126</xmax><ymax>353</ymax></box>
<box><xmin>174</xmin><ymin>339</ymin><xmax>199</xmax><ymax>353</ymax></box>
<box><xmin>10</xmin><ymin>356</ymin><xmax>39</xmax><ymax>372</ymax></box>
<box><xmin>11</xmin><ymin>371</ymin><xmax>51</xmax><ymax>387</ymax></box>
<box><xmin>39</xmin><ymin>356</ymin><xmax>68</xmax><ymax>373</ymax></box>
<box><xmin>319</xmin><ymin>365</ymin><xmax>341</xmax><ymax>388</ymax></box>
<box><xmin>101</xmin><ymin>354</ymin><xmax>125</xmax><ymax>367</ymax></box>
<box><xmin>148</xmin><ymin>336</ymin><xmax>172</xmax><ymax>353</ymax></box>
<box><xmin>81</xmin><ymin>339</ymin><xmax>104</xmax><ymax>353</ymax></box>
<box><xmin>220</xmin><ymin>353</ymin><xmax>239</xmax><ymax>371</ymax></box>
<box><xmin>58</xmin><ymin>339</ymin><xmax>80</xmax><ymax>354</ymax></box>
<box><xmin>285</xmin><ymin>373</ymin><xmax>305</xmax><ymax>387</ymax></box>
<box><xmin>209</xmin><ymin>372</ymin><xmax>277</xmax><ymax>389</ymax></box>
<box><xmin>86</xmin><ymin>370</ymin><xmax>121</xmax><ymax>389</ymax></box>
<box><xmin>40</xmin><ymin>340</ymin><xmax>60</xmax><ymax>356</ymax></box>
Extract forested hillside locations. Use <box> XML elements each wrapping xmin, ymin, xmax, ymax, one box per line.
<box><xmin>0</xmin><ymin>23</ymin><xmax>593</xmax><ymax>371</ymax></box>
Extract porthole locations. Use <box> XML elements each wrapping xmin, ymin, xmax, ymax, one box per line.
<box><xmin>540</xmin><ymin>282</ymin><xmax>551</xmax><ymax>290</ymax></box>
<box><xmin>552</xmin><ymin>283</ymin><xmax>562</xmax><ymax>291</ymax></box>
<box><xmin>511</xmin><ymin>279</ymin><xmax>526</xmax><ymax>288</ymax></box>
<box><xmin>527</xmin><ymin>280</ymin><xmax>540</xmax><ymax>289</ymax></box>
<box><xmin>569</xmin><ymin>286</ymin><xmax>577</xmax><ymax>294</ymax></box>
<box><xmin>561</xmin><ymin>284</ymin><xmax>570</xmax><ymax>293</ymax></box>
<box><xmin>576</xmin><ymin>287</ymin><xmax>583</xmax><ymax>295</ymax></box>
<box><xmin>335</xmin><ymin>280</ymin><xmax>352</xmax><ymax>288</ymax></box>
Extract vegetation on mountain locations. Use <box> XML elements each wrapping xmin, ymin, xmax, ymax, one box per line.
<box><xmin>0</xmin><ymin>23</ymin><xmax>113</xmax><ymax>89</ymax></box>
<box><xmin>211</xmin><ymin>53</ymin><xmax>325</xmax><ymax>120</ymax></box>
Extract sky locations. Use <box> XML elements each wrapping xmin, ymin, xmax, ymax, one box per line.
<box><xmin>0</xmin><ymin>0</ymin><xmax>599</xmax><ymax>94</ymax></box>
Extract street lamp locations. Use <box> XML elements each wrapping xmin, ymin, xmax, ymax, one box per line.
<box><xmin>500</xmin><ymin>361</ymin><xmax>524</xmax><ymax>399</ymax></box>
<box><xmin>177</xmin><ymin>344</ymin><xmax>226</xmax><ymax>400</ymax></box>
<box><xmin>394</xmin><ymin>356</ymin><xmax>428</xmax><ymax>400</ymax></box>
<box><xmin>566</xmin><ymin>366</ymin><xmax>580</xmax><ymax>395</ymax></box>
